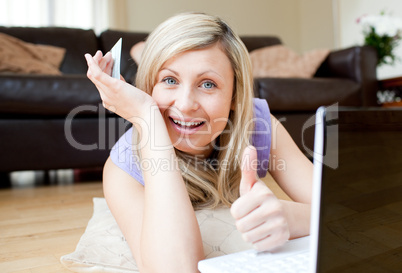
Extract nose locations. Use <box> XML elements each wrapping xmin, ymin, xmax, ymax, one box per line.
<box><xmin>174</xmin><ymin>86</ymin><xmax>199</xmax><ymax>113</ymax></box>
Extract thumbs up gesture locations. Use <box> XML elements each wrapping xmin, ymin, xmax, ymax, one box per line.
<box><xmin>230</xmin><ymin>146</ymin><xmax>290</xmax><ymax>251</ymax></box>
<box><xmin>238</xmin><ymin>146</ymin><xmax>259</xmax><ymax>196</ymax></box>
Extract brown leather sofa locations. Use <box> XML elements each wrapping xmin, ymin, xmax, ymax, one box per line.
<box><xmin>0</xmin><ymin>27</ymin><xmax>378</xmax><ymax>186</ymax></box>
<box><xmin>0</xmin><ymin>27</ymin><xmax>147</xmax><ymax>186</ymax></box>
<box><xmin>248</xmin><ymin>38</ymin><xmax>379</xmax><ymax>153</ymax></box>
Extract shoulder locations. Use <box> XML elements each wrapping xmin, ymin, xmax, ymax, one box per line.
<box><xmin>252</xmin><ymin>98</ymin><xmax>271</xmax><ymax>135</ymax></box>
<box><xmin>253</xmin><ymin>98</ymin><xmax>271</xmax><ymax>119</ymax></box>
<box><xmin>109</xmin><ymin>127</ymin><xmax>145</xmax><ymax>185</ymax></box>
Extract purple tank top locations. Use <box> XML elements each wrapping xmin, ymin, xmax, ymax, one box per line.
<box><xmin>110</xmin><ymin>98</ymin><xmax>271</xmax><ymax>185</ymax></box>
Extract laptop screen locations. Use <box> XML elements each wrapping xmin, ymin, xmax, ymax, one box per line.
<box><xmin>317</xmin><ymin>107</ymin><xmax>402</xmax><ymax>272</ymax></box>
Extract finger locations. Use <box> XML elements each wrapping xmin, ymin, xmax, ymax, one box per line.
<box><xmin>86</xmin><ymin>61</ymin><xmax>126</xmax><ymax>100</ymax></box>
<box><xmin>241</xmin><ymin>210</ymin><xmax>287</xmax><ymax>242</ymax></box>
<box><xmin>85</xmin><ymin>53</ymin><xmax>116</xmax><ymax>87</ymax></box>
<box><xmin>85</xmin><ymin>54</ymin><xmax>106</xmax><ymax>87</ymax></box>
<box><xmin>93</xmin><ymin>50</ymin><xmax>104</xmax><ymax>63</ymax></box>
<box><xmin>239</xmin><ymin>145</ymin><xmax>258</xmax><ymax>196</ymax></box>
<box><xmin>104</xmin><ymin>51</ymin><xmax>113</xmax><ymax>61</ymax></box>
<box><xmin>103</xmin><ymin>52</ymin><xmax>114</xmax><ymax>74</ymax></box>
<box><xmin>235</xmin><ymin>208</ymin><xmax>266</xmax><ymax>234</ymax></box>
<box><xmin>231</xmin><ymin>180</ymin><xmax>273</xmax><ymax>220</ymax></box>
<box><xmin>234</xmin><ymin>194</ymin><xmax>278</xmax><ymax>233</ymax></box>
<box><xmin>91</xmin><ymin>51</ymin><xmax>104</xmax><ymax>70</ymax></box>
<box><xmin>85</xmin><ymin>54</ymin><xmax>120</xmax><ymax>106</ymax></box>
<box><xmin>250</xmin><ymin>225</ymin><xmax>290</xmax><ymax>252</ymax></box>
<box><xmin>94</xmin><ymin>52</ymin><xmax>113</xmax><ymax>73</ymax></box>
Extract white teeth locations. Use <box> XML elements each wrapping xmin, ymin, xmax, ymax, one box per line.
<box><xmin>173</xmin><ymin>119</ymin><xmax>203</xmax><ymax>127</ymax></box>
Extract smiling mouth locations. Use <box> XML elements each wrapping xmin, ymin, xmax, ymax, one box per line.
<box><xmin>170</xmin><ymin>117</ymin><xmax>205</xmax><ymax>129</ymax></box>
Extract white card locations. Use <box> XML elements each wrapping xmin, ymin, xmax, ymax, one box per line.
<box><xmin>110</xmin><ymin>38</ymin><xmax>122</xmax><ymax>79</ymax></box>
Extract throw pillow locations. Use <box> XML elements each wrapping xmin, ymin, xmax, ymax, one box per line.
<box><xmin>129</xmin><ymin>41</ymin><xmax>145</xmax><ymax>65</ymax></box>
<box><xmin>249</xmin><ymin>45</ymin><xmax>330</xmax><ymax>78</ymax></box>
<box><xmin>60</xmin><ymin>198</ymin><xmax>252</xmax><ymax>273</ymax></box>
<box><xmin>0</xmin><ymin>32</ymin><xmax>66</xmax><ymax>75</ymax></box>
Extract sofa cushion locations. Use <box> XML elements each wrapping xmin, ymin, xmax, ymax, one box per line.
<box><xmin>249</xmin><ymin>45</ymin><xmax>330</xmax><ymax>78</ymax></box>
<box><xmin>0</xmin><ymin>26</ymin><xmax>98</xmax><ymax>74</ymax></box>
<box><xmin>0</xmin><ymin>74</ymin><xmax>106</xmax><ymax>116</ymax></box>
<box><xmin>0</xmin><ymin>33</ymin><xmax>65</xmax><ymax>75</ymax></box>
<box><xmin>256</xmin><ymin>77</ymin><xmax>361</xmax><ymax>111</ymax></box>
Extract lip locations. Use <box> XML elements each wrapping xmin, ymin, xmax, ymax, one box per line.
<box><xmin>169</xmin><ymin>116</ymin><xmax>206</xmax><ymax>135</ymax></box>
<box><xmin>169</xmin><ymin>115</ymin><xmax>205</xmax><ymax>123</ymax></box>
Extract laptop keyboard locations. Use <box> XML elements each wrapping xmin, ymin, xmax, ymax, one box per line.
<box><xmin>199</xmin><ymin>249</ymin><xmax>309</xmax><ymax>273</ymax></box>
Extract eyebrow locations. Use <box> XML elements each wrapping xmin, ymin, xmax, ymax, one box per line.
<box><xmin>159</xmin><ymin>68</ymin><xmax>225</xmax><ymax>81</ymax></box>
<box><xmin>159</xmin><ymin>68</ymin><xmax>179</xmax><ymax>76</ymax></box>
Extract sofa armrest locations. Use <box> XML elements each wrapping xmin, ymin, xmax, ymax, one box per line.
<box><xmin>255</xmin><ymin>77</ymin><xmax>360</xmax><ymax>111</ymax></box>
<box><xmin>315</xmin><ymin>46</ymin><xmax>379</xmax><ymax>106</ymax></box>
<box><xmin>240</xmin><ymin>35</ymin><xmax>282</xmax><ymax>52</ymax></box>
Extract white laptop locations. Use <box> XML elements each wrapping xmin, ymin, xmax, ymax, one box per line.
<box><xmin>198</xmin><ymin>106</ymin><xmax>402</xmax><ymax>273</ymax></box>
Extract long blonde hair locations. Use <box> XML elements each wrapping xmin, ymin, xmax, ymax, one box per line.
<box><xmin>135</xmin><ymin>12</ymin><xmax>254</xmax><ymax>209</ymax></box>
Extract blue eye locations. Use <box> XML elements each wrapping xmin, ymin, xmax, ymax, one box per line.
<box><xmin>202</xmin><ymin>81</ymin><xmax>216</xmax><ymax>89</ymax></box>
<box><xmin>163</xmin><ymin>77</ymin><xmax>177</xmax><ymax>85</ymax></box>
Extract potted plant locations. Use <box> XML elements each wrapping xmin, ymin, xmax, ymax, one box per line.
<box><xmin>357</xmin><ymin>12</ymin><xmax>402</xmax><ymax>66</ymax></box>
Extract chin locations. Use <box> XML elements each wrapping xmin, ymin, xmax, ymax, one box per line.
<box><xmin>173</xmin><ymin>141</ymin><xmax>212</xmax><ymax>157</ymax></box>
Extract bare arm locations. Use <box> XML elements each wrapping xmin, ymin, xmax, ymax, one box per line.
<box><xmin>103</xmin><ymin>157</ymin><xmax>203</xmax><ymax>273</ymax></box>
<box><xmin>269</xmin><ymin>114</ymin><xmax>313</xmax><ymax>238</ymax></box>
<box><xmin>103</xmin><ymin>158</ymin><xmax>145</xmax><ymax>266</ymax></box>
<box><xmin>86</xmin><ymin>52</ymin><xmax>203</xmax><ymax>272</ymax></box>
<box><xmin>136</xmin><ymin>107</ymin><xmax>204</xmax><ymax>272</ymax></box>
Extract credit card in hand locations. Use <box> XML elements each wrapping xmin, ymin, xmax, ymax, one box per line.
<box><xmin>110</xmin><ymin>38</ymin><xmax>122</xmax><ymax>79</ymax></box>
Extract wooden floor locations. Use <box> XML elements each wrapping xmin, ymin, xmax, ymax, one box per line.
<box><xmin>0</xmin><ymin>174</ymin><xmax>287</xmax><ymax>273</ymax></box>
<box><xmin>0</xmin><ymin>182</ymin><xmax>104</xmax><ymax>273</ymax></box>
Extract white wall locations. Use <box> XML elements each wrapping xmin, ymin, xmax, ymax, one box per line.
<box><xmin>299</xmin><ymin>0</ymin><xmax>335</xmax><ymax>52</ymax></box>
<box><xmin>125</xmin><ymin>0</ymin><xmax>300</xmax><ymax>51</ymax></box>
<box><xmin>336</xmin><ymin>0</ymin><xmax>402</xmax><ymax>79</ymax></box>
<box><xmin>109</xmin><ymin>0</ymin><xmax>336</xmax><ymax>54</ymax></box>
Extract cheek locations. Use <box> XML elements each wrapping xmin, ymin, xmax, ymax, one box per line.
<box><xmin>151</xmin><ymin>86</ymin><xmax>161</xmax><ymax>101</ymax></box>
<box><xmin>152</xmin><ymin>87</ymin><xmax>170</xmax><ymax>108</ymax></box>
<box><xmin>207</xmin><ymin>101</ymin><xmax>232</xmax><ymax>131</ymax></box>
<box><xmin>210</xmin><ymin>92</ymin><xmax>232</xmax><ymax>114</ymax></box>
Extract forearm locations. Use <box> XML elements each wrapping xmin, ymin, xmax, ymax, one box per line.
<box><xmin>132</xmin><ymin>106</ymin><xmax>203</xmax><ymax>272</ymax></box>
<box><xmin>85</xmin><ymin>52</ymin><xmax>203</xmax><ymax>270</ymax></box>
<box><xmin>280</xmin><ymin>200</ymin><xmax>311</xmax><ymax>239</ymax></box>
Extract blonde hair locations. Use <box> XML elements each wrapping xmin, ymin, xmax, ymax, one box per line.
<box><xmin>135</xmin><ymin>12</ymin><xmax>254</xmax><ymax>209</ymax></box>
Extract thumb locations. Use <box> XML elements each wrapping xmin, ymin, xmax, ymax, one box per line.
<box><xmin>239</xmin><ymin>145</ymin><xmax>258</xmax><ymax>196</ymax></box>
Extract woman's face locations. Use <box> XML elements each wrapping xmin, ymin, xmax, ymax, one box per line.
<box><xmin>152</xmin><ymin>43</ymin><xmax>234</xmax><ymax>157</ymax></box>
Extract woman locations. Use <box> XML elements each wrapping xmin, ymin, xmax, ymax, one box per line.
<box><xmin>85</xmin><ymin>12</ymin><xmax>312</xmax><ymax>273</ymax></box>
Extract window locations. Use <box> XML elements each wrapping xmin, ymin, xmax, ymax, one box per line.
<box><xmin>0</xmin><ymin>0</ymin><xmax>109</xmax><ymax>34</ymax></box>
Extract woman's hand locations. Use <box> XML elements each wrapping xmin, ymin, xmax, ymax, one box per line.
<box><xmin>84</xmin><ymin>51</ymin><xmax>155</xmax><ymax>122</ymax></box>
<box><xmin>230</xmin><ymin>146</ymin><xmax>290</xmax><ymax>251</ymax></box>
